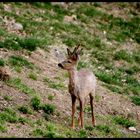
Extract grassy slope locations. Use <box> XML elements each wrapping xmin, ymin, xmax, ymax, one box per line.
<box><xmin>0</xmin><ymin>2</ymin><xmax>140</xmax><ymax>138</ymax></box>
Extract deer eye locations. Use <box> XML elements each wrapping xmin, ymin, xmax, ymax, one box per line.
<box><xmin>67</xmin><ymin>60</ymin><xmax>71</xmax><ymax>63</ymax></box>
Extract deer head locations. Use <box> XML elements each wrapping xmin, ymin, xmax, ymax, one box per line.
<box><xmin>58</xmin><ymin>45</ymin><xmax>83</xmax><ymax>70</ymax></box>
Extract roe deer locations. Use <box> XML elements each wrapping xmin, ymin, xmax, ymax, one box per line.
<box><xmin>58</xmin><ymin>45</ymin><xmax>96</xmax><ymax>129</ymax></box>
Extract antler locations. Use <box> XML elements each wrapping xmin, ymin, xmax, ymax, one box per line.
<box><xmin>73</xmin><ymin>44</ymin><xmax>81</xmax><ymax>54</ymax></box>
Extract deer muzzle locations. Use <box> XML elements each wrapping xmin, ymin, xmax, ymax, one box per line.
<box><xmin>58</xmin><ymin>63</ymin><xmax>64</xmax><ymax>69</ymax></box>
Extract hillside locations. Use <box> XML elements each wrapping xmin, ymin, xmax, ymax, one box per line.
<box><xmin>0</xmin><ymin>2</ymin><xmax>140</xmax><ymax>138</ymax></box>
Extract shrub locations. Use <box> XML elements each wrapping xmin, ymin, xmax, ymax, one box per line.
<box><xmin>79</xmin><ymin>129</ymin><xmax>87</xmax><ymax>138</ymax></box>
<box><xmin>0</xmin><ymin>58</ymin><xmax>5</xmax><ymax>67</ymax></box>
<box><xmin>19</xmin><ymin>37</ymin><xmax>40</xmax><ymax>51</ymax></box>
<box><xmin>0</xmin><ymin>37</ymin><xmax>21</xmax><ymax>50</ymax></box>
<box><xmin>18</xmin><ymin>106</ymin><xmax>32</xmax><ymax>114</ymax></box>
<box><xmin>0</xmin><ymin>36</ymin><xmax>41</xmax><ymax>51</ymax></box>
<box><xmin>131</xmin><ymin>96</ymin><xmax>140</xmax><ymax>106</ymax></box>
<box><xmin>48</xmin><ymin>94</ymin><xmax>55</xmax><ymax>101</ymax></box>
<box><xmin>28</xmin><ymin>73</ymin><xmax>37</xmax><ymax>80</ymax></box>
<box><xmin>18</xmin><ymin>117</ymin><xmax>29</xmax><ymax>124</ymax></box>
<box><xmin>31</xmin><ymin>97</ymin><xmax>41</xmax><ymax>111</ymax></box>
<box><xmin>42</xmin><ymin>104</ymin><xmax>56</xmax><ymax>115</ymax></box>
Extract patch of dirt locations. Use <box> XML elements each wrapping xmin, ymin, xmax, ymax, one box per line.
<box><xmin>0</xmin><ymin>123</ymin><xmax>32</xmax><ymax>138</ymax></box>
<box><xmin>0</xmin><ymin>81</ymin><xmax>30</xmax><ymax>110</ymax></box>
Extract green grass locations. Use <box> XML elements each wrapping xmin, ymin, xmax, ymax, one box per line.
<box><xmin>77</xmin><ymin>61</ymin><xmax>88</xmax><ymax>70</ymax></box>
<box><xmin>133</xmin><ymin>52</ymin><xmax>140</xmax><ymax>64</ymax></box>
<box><xmin>90</xmin><ymin>37</ymin><xmax>106</xmax><ymax>49</ymax></box>
<box><xmin>18</xmin><ymin>105</ymin><xmax>33</xmax><ymax>114</ymax></box>
<box><xmin>32</xmin><ymin>128</ymin><xmax>44</xmax><ymax>137</ymax></box>
<box><xmin>131</xmin><ymin>96</ymin><xmax>140</xmax><ymax>106</ymax></box>
<box><xmin>112</xmin><ymin>115</ymin><xmax>136</xmax><ymax>128</ymax></box>
<box><xmin>104</xmin><ymin>84</ymin><xmax>122</xmax><ymax>94</ymax></box>
<box><xmin>77</xmin><ymin>5</ymin><xmax>104</xmax><ymax>18</ymax></box>
<box><xmin>3</xmin><ymin>95</ymin><xmax>12</xmax><ymax>101</ymax></box>
<box><xmin>44</xmin><ymin>77</ymin><xmax>66</xmax><ymax>90</ymax></box>
<box><xmin>18</xmin><ymin>117</ymin><xmax>30</xmax><ymax>124</ymax></box>
<box><xmin>43</xmin><ymin>122</ymin><xmax>59</xmax><ymax>138</ymax></box>
<box><xmin>62</xmin><ymin>37</ymin><xmax>79</xmax><ymax>47</ymax></box>
<box><xmin>0</xmin><ymin>28</ymin><xmax>7</xmax><ymax>37</ymax></box>
<box><xmin>0</xmin><ymin>108</ymin><xmax>18</xmax><ymax>124</ymax></box>
<box><xmin>42</xmin><ymin>104</ymin><xmax>56</xmax><ymax>115</ymax></box>
<box><xmin>28</xmin><ymin>72</ymin><xmax>37</xmax><ymax>80</ymax></box>
<box><xmin>48</xmin><ymin>94</ymin><xmax>55</xmax><ymax>101</ymax></box>
<box><xmin>120</xmin><ymin>65</ymin><xmax>140</xmax><ymax>75</ymax></box>
<box><xmin>78</xmin><ymin>129</ymin><xmax>87</xmax><ymax>138</ymax></box>
<box><xmin>0</xmin><ymin>36</ymin><xmax>42</xmax><ymax>51</ymax></box>
<box><xmin>13</xmin><ymin>66</ymin><xmax>22</xmax><ymax>73</ymax></box>
<box><xmin>95</xmin><ymin>94</ymin><xmax>101</xmax><ymax>102</ymax></box>
<box><xmin>0</xmin><ymin>58</ymin><xmax>5</xmax><ymax>67</ymax></box>
<box><xmin>95</xmin><ymin>71</ymin><xmax>121</xmax><ymax>86</ymax></box>
<box><xmin>18</xmin><ymin>37</ymin><xmax>41</xmax><ymax>51</ymax></box>
<box><xmin>114</xmin><ymin>50</ymin><xmax>133</xmax><ymax>62</ymax></box>
<box><xmin>125</xmin><ymin>76</ymin><xmax>140</xmax><ymax>87</ymax></box>
<box><xmin>95</xmin><ymin>124</ymin><xmax>112</xmax><ymax>134</ymax></box>
<box><xmin>0</xmin><ymin>37</ymin><xmax>22</xmax><ymax>50</ymax></box>
<box><xmin>9</xmin><ymin>55</ymin><xmax>34</xmax><ymax>69</ymax></box>
<box><xmin>7</xmin><ymin>77</ymin><xmax>36</xmax><ymax>95</ymax></box>
<box><xmin>0</xmin><ymin>124</ymin><xmax>7</xmax><ymax>133</ymax></box>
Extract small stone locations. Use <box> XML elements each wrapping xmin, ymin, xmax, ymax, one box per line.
<box><xmin>12</xmin><ymin>22</ymin><xmax>23</xmax><ymax>30</ymax></box>
<box><xmin>128</xmin><ymin>126</ymin><xmax>137</xmax><ymax>132</ymax></box>
<box><xmin>103</xmin><ymin>31</ymin><xmax>106</xmax><ymax>35</ymax></box>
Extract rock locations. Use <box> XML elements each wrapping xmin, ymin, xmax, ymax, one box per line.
<box><xmin>4</xmin><ymin>4</ymin><xmax>12</xmax><ymax>12</ymax></box>
<box><xmin>12</xmin><ymin>22</ymin><xmax>23</xmax><ymax>30</ymax></box>
<box><xmin>128</xmin><ymin>126</ymin><xmax>137</xmax><ymax>132</ymax></box>
<box><xmin>54</xmin><ymin>49</ymin><xmax>65</xmax><ymax>61</ymax></box>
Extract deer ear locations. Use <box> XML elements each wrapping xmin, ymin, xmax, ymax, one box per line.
<box><xmin>67</xmin><ymin>48</ymin><xmax>72</xmax><ymax>56</ymax></box>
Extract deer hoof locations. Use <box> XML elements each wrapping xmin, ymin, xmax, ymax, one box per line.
<box><xmin>92</xmin><ymin>122</ymin><xmax>96</xmax><ymax>127</ymax></box>
<box><xmin>70</xmin><ymin>125</ymin><xmax>75</xmax><ymax>129</ymax></box>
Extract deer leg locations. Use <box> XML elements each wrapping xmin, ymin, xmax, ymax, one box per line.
<box><xmin>90</xmin><ymin>94</ymin><xmax>95</xmax><ymax>127</ymax></box>
<box><xmin>78</xmin><ymin>112</ymin><xmax>81</xmax><ymax>127</ymax></box>
<box><xmin>78</xmin><ymin>99</ymin><xmax>86</xmax><ymax>127</ymax></box>
<box><xmin>79</xmin><ymin>99</ymin><xmax>84</xmax><ymax>129</ymax></box>
<box><xmin>71</xmin><ymin>95</ymin><xmax>76</xmax><ymax>129</ymax></box>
